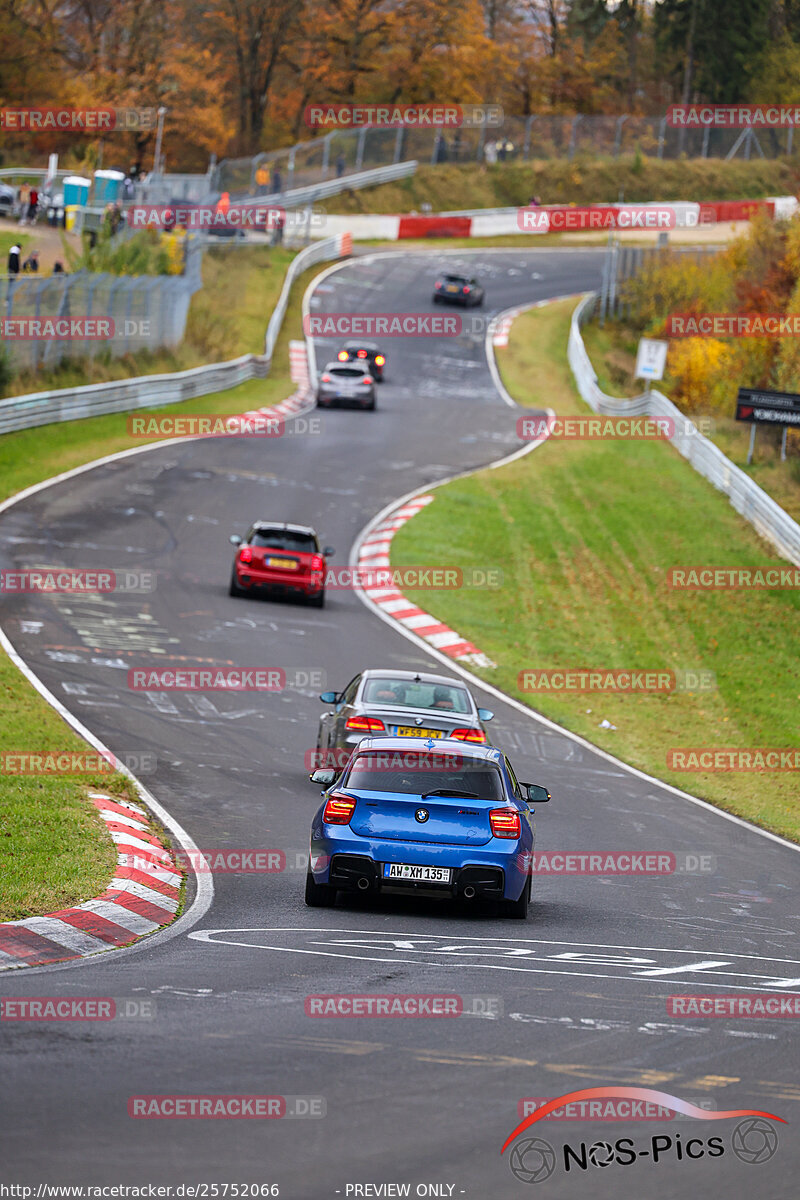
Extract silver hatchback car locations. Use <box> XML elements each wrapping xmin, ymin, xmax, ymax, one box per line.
<box><xmin>316</xmin><ymin>360</ymin><xmax>376</xmax><ymax>410</ymax></box>
<box><xmin>315</xmin><ymin>668</ymin><xmax>495</xmax><ymax>769</ymax></box>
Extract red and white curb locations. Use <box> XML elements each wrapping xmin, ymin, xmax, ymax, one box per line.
<box><xmin>0</xmin><ymin>790</ymin><xmax>183</xmax><ymax>971</ymax></box>
<box><xmin>357</xmin><ymin>495</ymin><xmax>496</xmax><ymax>669</ymax></box>
<box><xmin>236</xmin><ymin>339</ymin><xmax>313</xmax><ymax>428</ymax></box>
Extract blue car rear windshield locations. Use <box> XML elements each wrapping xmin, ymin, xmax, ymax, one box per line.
<box><xmin>345</xmin><ymin>751</ymin><xmax>504</xmax><ymax>799</ymax></box>
<box><xmin>362</xmin><ymin>678</ymin><xmax>472</xmax><ymax>714</ymax></box>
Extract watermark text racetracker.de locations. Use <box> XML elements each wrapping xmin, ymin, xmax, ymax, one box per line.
<box><xmin>127</xmin><ymin>204</ymin><xmax>325</xmax><ymax>232</ymax></box>
<box><xmin>126</xmin><ymin>415</ymin><xmax>321</xmax><ymax>440</ymax></box>
<box><xmin>128</xmin><ymin>1095</ymin><xmax>325</xmax><ymax>1119</ymax></box>
<box><xmin>1</xmin><ymin>318</ymin><xmax>155</xmax><ymax>342</ymax></box>
<box><xmin>667</xmin><ymin>565</ymin><xmax>800</xmax><ymax>589</ymax></box>
<box><xmin>518</xmin><ymin>668</ymin><xmax>716</xmax><ymax>694</ymax></box>
<box><xmin>667</xmin><ymin>748</ymin><xmax>799</xmax><ymax>772</ymax></box>
<box><xmin>126</xmin><ymin>667</ymin><xmax>325</xmax><ymax>692</ymax></box>
<box><xmin>0</xmin><ymin>997</ymin><xmax>155</xmax><ymax>1021</ymax></box>
<box><xmin>516</xmin><ymin>414</ymin><xmax>713</xmax><ymax>440</ymax></box>
<box><xmin>304</xmin><ymin>313</ymin><xmax>462</xmax><ymax>337</ymax></box>
<box><xmin>1</xmin><ymin>750</ymin><xmax>157</xmax><ymax>776</ymax></box>
<box><xmin>518</xmin><ymin>205</ymin><xmax>678</xmax><ymax>232</ymax></box>
<box><xmin>304</xmin><ymin>102</ymin><xmax>503</xmax><ymax>128</ymax></box>
<box><xmin>1</xmin><ymin>568</ymin><xmax>155</xmax><ymax>594</ymax></box>
<box><xmin>304</xmin><ymin>993</ymin><xmax>501</xmax><ymax>1018</ymax></box>
<box><xmin>326</xmin><ymin>566</ymin><xmax>502</xmax><ymax>590</ymax></box>
<box><xmin>0</xmin><ymin>107</ymin><xmax>156</xmax><ymax>131</ymax></box>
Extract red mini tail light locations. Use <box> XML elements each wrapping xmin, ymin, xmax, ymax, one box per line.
<box><xmin>345</xmin><ymin>716</ymin><xmax>385</xmax><ymax>733</ymax></box>
<box><xmin>490</xmin><ymin>808</ymin><xmax>521</xmax><ymax>838</ymax></box>
<box><xmin>239</xmin><ymin>546</ymin><xmax>253</xmax><ymax>564</ymax></box>
<box><xmin>434</xmin><ymin>281</ymin><xmax>442</xmax><ymax>289</ymax></box>
<box><xmin>310</xmin><ymin>554</ymin><xmax>325</xmax><ymax>572</ymax></box>
<box><xmin>323</xmin><ymin>793</ymin><xmax>357</xmax><ymax>824</ymax></box>
<box><xmin>463</xmin><ymin>285</ymin><xmax>471</xmax><ymax>294</ymax></box>
<box><xmin>357</xmin><ymin>349</ymin><xmax>367</xmax><ymax>358</ymax></box>
<box><xmin>450</xmin><ymin>728</ymin><xmax>486</xmax><ymax>744</ymax></box>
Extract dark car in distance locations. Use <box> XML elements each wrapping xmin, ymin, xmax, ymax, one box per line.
<box><xmin>432</xmin><ymin>272</ymin><xmax>485</xmax><ymax>307</ymax></box>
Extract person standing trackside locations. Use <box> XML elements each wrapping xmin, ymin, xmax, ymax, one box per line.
<box><xmin>28</xmin><ymin>187</ymin><xmax>39</xmax><ymax>223</ymax></box>
<box><xmin>7</xmin><ymin>244</ymin><xmax>21</xmax><ymax>275</ymax></box>
<box><xmin>18</xmin><ymin>182</ymin><xmax>30</xmax><ymax>224</ymax></box>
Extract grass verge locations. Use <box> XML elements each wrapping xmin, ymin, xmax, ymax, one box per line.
<box><xmin>581</xmin><ymin>318</ymin><xmax>800</xmax><ymax>524</ymax></box>
<box><xmin>390</xmin><ymin>298</ymin><xmax>799</xmax><ymax>842</ymax></box>
<box><xmin>0</xmin><ymin>245</ymin><xmax>333</xmax><ymax>919</ymax></box>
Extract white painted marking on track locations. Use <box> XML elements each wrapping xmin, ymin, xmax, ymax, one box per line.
<box><xmin>187</xmin><ymin>928</ymin><xmax>800</xmax><ymax>992</ymax></box>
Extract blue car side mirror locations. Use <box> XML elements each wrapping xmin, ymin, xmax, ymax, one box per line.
<box><xmin>309</xmin><ymin>768</ymin><xmax>337</xmax><ymax>786</ymax></box>
<box><xmin>522</xmin><ymin>783</ymin><xmax>551</xmax><ymax>805</ymax></box>
<box><xmin>477</xmin><ymin>708</ymin><xmax>494</xmax><ymax>721</ymax></box>
<box><xmin>319</xmin><ymin>691</ymin><xmax>338</xmax><ymax>703</ymax></box>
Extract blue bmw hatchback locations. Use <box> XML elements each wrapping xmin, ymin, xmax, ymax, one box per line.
<box><xmin>305</xmin><ymin>736</ymin><xmax>550</xmax><ymax>918</ymax></box>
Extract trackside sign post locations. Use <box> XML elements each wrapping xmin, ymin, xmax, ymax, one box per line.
<box><xmin>635</xmin><ymin>338</ymin><xmax>668</xmax><ymax>395</ymax></box>
<box><xmin>736</xmin><ymin>386</ymin><xmax>800</xmax><ymax>462</ymax></box>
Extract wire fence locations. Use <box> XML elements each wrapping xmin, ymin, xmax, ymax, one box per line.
<box><xmin>0</xmin><ymin>240</ymin><xmax>204</xmax><ymax>373</ymax></box>
<box><xmin>214</xmin><ymin>115</ymin><xmax>796</xmax><ymax>197</ymax></box>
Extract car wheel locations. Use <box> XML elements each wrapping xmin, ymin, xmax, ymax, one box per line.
<box><xmin>503</xmin><ymin>875</ymin><xmax>531</xmax><ymax>919</ymax></box>
<box><xmin>432</xmin><ymin>294</ymin><xmax>441</xmax><ymax>304</ymax></box>
<box><xmin>229</xmin><ymin>570</ymin><xmax>245</xmax><ymax>598</ymax></box>
<box><xmin>309</xmin><ymin>590</ymin><xmax>325</xmax><ymax>608</ymax></box>
<box><xmin>305</xmin><ymin>868</ymin><xmax>337</xmax><ymax>907</ymax></box>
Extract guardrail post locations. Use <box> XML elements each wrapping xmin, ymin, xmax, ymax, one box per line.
<box><xmin>355</xmin><ymin>128</ymin><xmax>366</xmax><ymax>171</ymax></box>
<box><xmin>322</xmin><ymin>134</ymin><xmax>332</xmax><ymax>178</ymax></box>
<box><xmin>614</xmin><ymin>115</ymin><xmax>628</xmax><ymax>158</ymax></box>
<box><xmin>657</xmin><ymin>117</ymin><xmax>666</xmax><ymax>159</ymax></box>
<box><xmin>523</xmin><ymin>115</ymin><xmax>535</xmax><ymax>159</ymax></box>
<box><xmin>788</xmin><ymin>127</ymin><xmax>794</xmax><ymax>156</ymax></box>
<box><xmin>288</xmin><ymin>147</ymin><xmax>297</xmax><ymax>191</ymax></box>
<box><xmin>476</xmin><ymin>123</ymin><xmax>487</xmax><ymax>162</ymax></box>
<box><xmin>30</xmin><ymin>279</ymin><xmax>46</xmax><ymax>372</ymax></box>
<box><xmin>608</xmin><ymin>236</ymin><xmax>619</xmax><ymax>317</ymax></box>
<box><xmin>393</xmin><ymin>127</ymin><xmax>405</xmax><ymax>164</ymax></box>
<box><xmin>701</xmin><ymin>126</ymin><xmax>710</xmax><ymax>158</ymax></box>
<box><xmin>568</xmin><ymin>115</ymin><xmax>582</xmax><ymax>159</ymax></box>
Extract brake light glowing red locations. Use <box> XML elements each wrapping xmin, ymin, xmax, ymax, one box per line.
<box><xmin>490</xmin><ymin>808</ymin><xmax>521</xmax><ymax>838</ymax></box>
<box><xmin>361</xmin><ymin>376</ymin><xmax>373</xmax><ymax>385</ymax></box>
<box><xmin>239</xmin><ymin>546</ymin><xmax>253</xmax><ymax>564</ymax></box>
<box><xmin>337</xmin><ymin>351</ymin><xmax>348</xmax><ymax>361</ymax></box>
<box><xmin>375</xmin><ymin>355</ymin><xmax>385</xmax><ymax>366</ymax></box>
<box><xmin>323</xmin><ymin>793</ymin><xmax>356</xmax><ymax>824</ymax></box>
<box><xmin>463</xmin><ymin>286</ymin><xmax>471</xmax><ymax>293</ymax></box>
<box><xmin>450</xmin><ymin>728</ymin><xmax>486</xmax><ymax>744</ymax></box>
<box><xmin>345</xmin><ymin>716</ymin><xmax>386</xmax><ymax>732</ymax></box>
<box><xmin>321</xmin><ymin>373</ymin><xmax>333</xmax><ymax>382</ymax></box>
<box><xmin>434</xmin><ymin>281</ymin><xmax>442</xmax><ymax>289</ymax></box>
<box><xmin>357</xmin><ymin>349</ymin><xmax>367</xmax><ymax>358</ymax></box>
<box><xmin>311</xmin><ymin>554</ymin><xmax>325</xmax><ymax>571</ymax></box>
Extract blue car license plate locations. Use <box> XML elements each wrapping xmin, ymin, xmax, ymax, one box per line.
<box><xmin>383</xmin><ymin>863</ymin><xmax>452</xmax><ymax>884</ymax></box>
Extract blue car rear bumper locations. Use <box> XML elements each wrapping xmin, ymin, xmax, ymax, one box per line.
<box><xmin>310</xmin><ymin>822</ymin><xmax>532</xmax><ymax>901</ymax></box>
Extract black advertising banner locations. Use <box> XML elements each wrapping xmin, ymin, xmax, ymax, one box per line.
<box><xmin>736</xmin><ymin>387</ymin><xmax>800</xmax><ymax>427</ymax></box>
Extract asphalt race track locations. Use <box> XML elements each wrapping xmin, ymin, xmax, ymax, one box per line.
<box><xmin>1</xmin><ymin>248</ymin><xmax>798</xmax><ymax>1199</ymax></box>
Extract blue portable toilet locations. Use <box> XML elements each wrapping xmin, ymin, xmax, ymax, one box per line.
<box><xmin>63</xmin><ymin>175</ymin><xmax>90</xmax><ymax>206</ymax></box>
<box><xmin>93</xmin><ymin>169</ymin><xmax>125</xmax><ymax>204</ymax></box>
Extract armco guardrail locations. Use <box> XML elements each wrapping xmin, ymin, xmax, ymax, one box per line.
<box><xmin>0</xmin><ymin>234</ymin><xmax>349</xmax><ymax>436</ymax></box>
<box><xmin>568</xmin><ymin>293</ymin><xmax>800</xmax><ymax>567</ymax></box>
